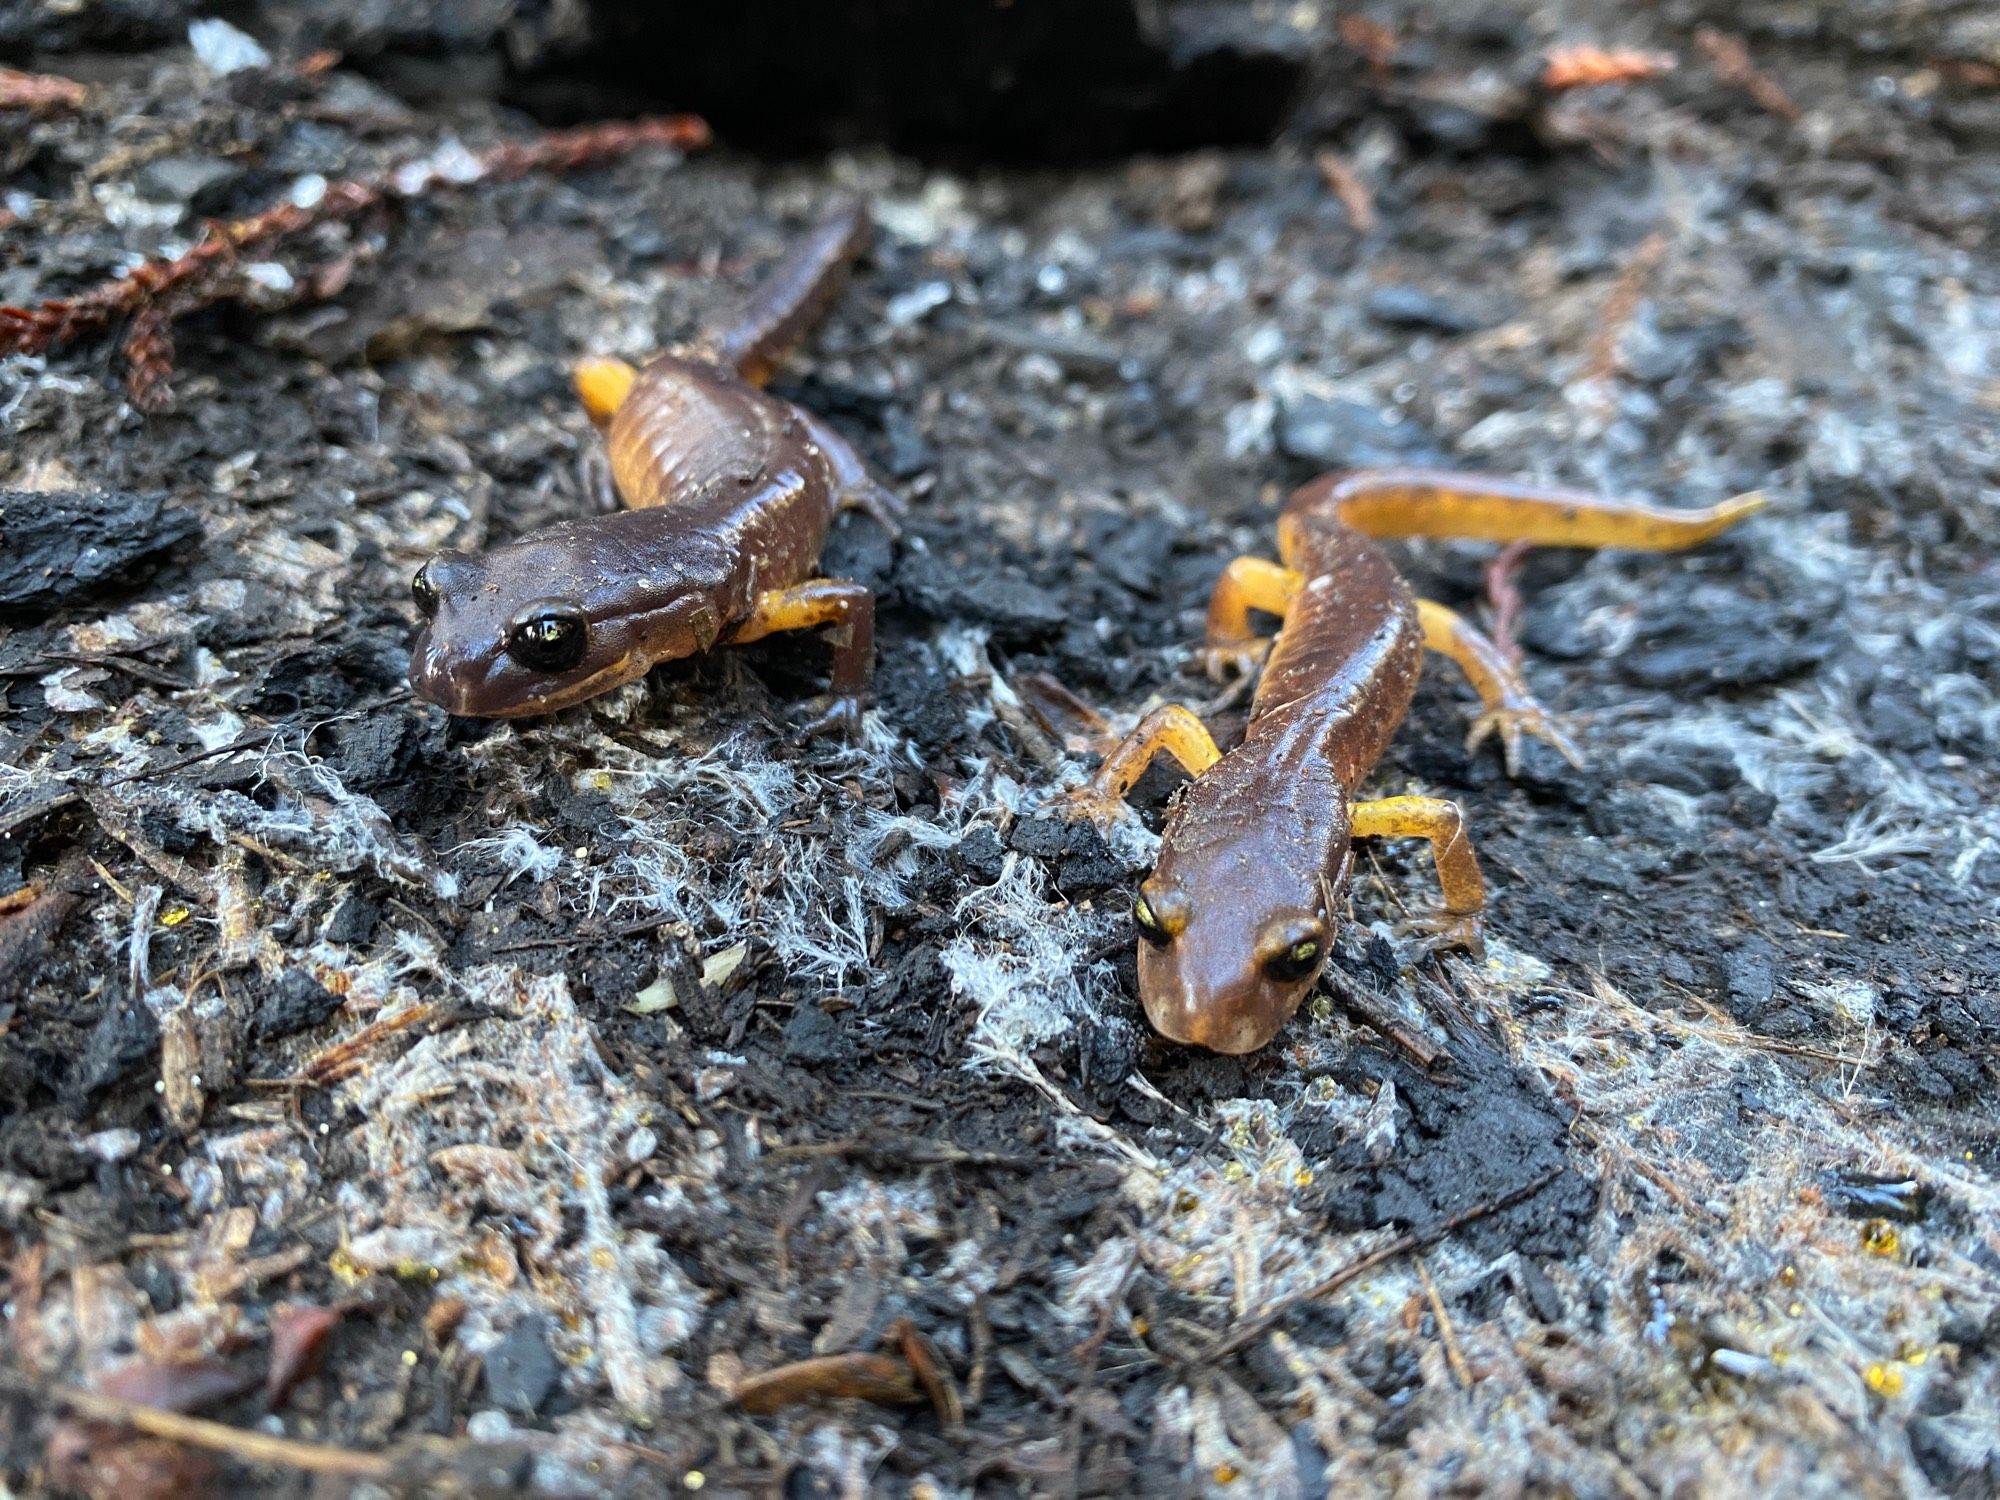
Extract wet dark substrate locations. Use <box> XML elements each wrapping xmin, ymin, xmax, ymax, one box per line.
<box><xmin>2</xmin><ymin>5</ymin><xmax>1998</xmax><ymax>1495</ymax></box>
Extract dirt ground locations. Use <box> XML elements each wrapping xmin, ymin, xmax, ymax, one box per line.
<box><xmin>2</xmin><ymin>3</ymin><xmax>1998</xmax><ymax>1496</ymax></box>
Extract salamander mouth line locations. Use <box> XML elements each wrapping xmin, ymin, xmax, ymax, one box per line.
<box><xmin>480</xmin><ymin>650</ymin><xmax>640</xmax><ymax>718</ymax></box>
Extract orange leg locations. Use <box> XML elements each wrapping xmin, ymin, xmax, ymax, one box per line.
<box><xmin>731</xmin><ymin>579</ymin><xmax>875</xmax><ymax>739</ymax></box>
<box><xmin>1350</xmin><ymin>795</ymin><xmax>1486</xmax><ymax>956</ymax></box>
<box><xmin>1280</xmin><ymin>468</ymin><xmax>1766</xmax><ymax>555</ymax></box>
<box><xmin>1202</xmin><ymin>556</ymin><xmax>1303</xmax><ymax>681</ymax></box>
<box><xmin>575</xmin><ymin>356</ymin><xmax>639</xmax><ymax>428</ymax></box>
<box><xmin>1060</xmin><ymin>705</ymin><xmax>1222</xmax><ymax>827</ymax></box>
<box><xmin>1415</xmin><ymin>599</ymin><xmax>1583</xmax><ymax>775</ymax></box>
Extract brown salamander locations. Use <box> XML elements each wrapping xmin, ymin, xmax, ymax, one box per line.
<box><xmin>1065</xmin><ymin>469</ymin><xmax>1765</xmax><ymax>1054</ymax></box>
<box><xmin>407</xmin><ymin>201</ymin><xmax>902</xmax><ymax>736</ymax></box>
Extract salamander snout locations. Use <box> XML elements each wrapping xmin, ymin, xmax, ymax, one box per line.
<box><xmin>408</xmin><ymin>632</ymin><xmax>490</xmax><ymax>717</ymax></box>
<box><xmin>406</xmin><ymin>548</ymin><xmax>620</xmax><ymax>718</ymax></box>
<box><xmin>1132</xmin><ymin>877</ymin><xmax>1330</xmax><ymax>1054</ymax></box>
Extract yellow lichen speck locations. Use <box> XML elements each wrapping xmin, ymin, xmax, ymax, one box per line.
<box><xmin>1862</xmin><ymin>1219</ymin><xmax>1900</xmax><ymax>1257</ymax></box>
<box><xmin>1864</xmin><ymin>1363</ymin><xmax>1904</xmax><ymax>1396</ymax></box>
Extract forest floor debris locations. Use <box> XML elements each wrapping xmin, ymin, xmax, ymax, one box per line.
<box><xmin>2</xmin><ymin>3</ymin><xmax>1997</xmax><ymax>1495</ymax></box>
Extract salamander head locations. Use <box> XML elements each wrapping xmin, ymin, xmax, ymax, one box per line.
<box><xmin>1130</xmin><ymin>757</ymin><xmax>1350</xmax><ymax>1054</ymax></box>
<box><xmin>406</xmin><ymin>530</ymin><xmax>724</xmax><ymax>718</ymax></box>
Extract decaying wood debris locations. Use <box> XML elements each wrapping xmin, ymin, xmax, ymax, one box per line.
<box><xmin>1</xmin><ymin>2</ymin><xmax>1997</xmax><ymax>1496</ymax></box>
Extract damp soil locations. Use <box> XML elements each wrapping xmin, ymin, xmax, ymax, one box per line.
<box><xmin>2</xmin><ymin>3</ymin><xmax>1998</xmax><ymax>1496</ymax></box>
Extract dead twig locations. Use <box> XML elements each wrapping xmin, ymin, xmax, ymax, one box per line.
<box><xmin>1204</xmin><ymin>1164</ymin><xmax>1563</xmax><ymax>1361</ymax></box>
<box><xmin>1543</xmin><ymin>46</ymin><xmax>1677</xmax><ymax>93</ymax></box>
<box><xmin>731</xmin><ymin>1351</ymin><xmax>920</xmax><ymax>1415</ymax></box>
<box><xmin>0</xmin><ymin>66</ymin><xmax>87</xmax><ymax>115</ymax></box>
<box><xmin>1585</xmin><ymin>230</ymin><xmax>1668</xmax><ymax>386</ymax></box>
<box><xmin>1415</xmin><ymin>1256</ymin><xmax>1472</xmax><ymax>1386</ymax></box>
<box><xmin>0</xmin><ymin>114</ymin><xmax>712</xmax><ymax>407</ymax></box>
<box><xmin>1325</xmin><ymin>972</ymin><xmax>1445</xmax><ymax>1070</ymax></box>
<box><xmin>1313</xmin><ymin>148</ymin><xmax>1377</xmax><ymax>235</ymax></box>
<box><xmin>297</xmin><ymin>1003</ymin><xmax>443</xmax><ymax>1086</ymax></box>
<box><xmin>1065</xmin><ymin>1243</ymin><xmax>1140</xmax><ymax>1500</ymax></box>
<box><xmin>1694</xmin><ymin>27</ymin><xmax>1800</xmax><ymax>120</ymax></box>
<box><xmin>3</xmin><ymin>1368</ymin><xmax>394</xmax><ymax>1479</ymax></box>
<box><xmin>1483</xmin><ymin>539</ymin><xmax>1534</xmax><ymax>666</ymax></box>
<box><xmin>892</xmin><ymin>1316</ymin><xmax>964</xmax><ymax>1428</ymax></box>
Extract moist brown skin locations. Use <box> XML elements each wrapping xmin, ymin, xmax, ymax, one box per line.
<box><xmin>1137</xmin><ymin>512</ymin><xmax>1417</xmax><ymax>1054</ymax></box>
<box><xmin>1069</xmin><ymin>469</ymin><xmax>1766</xmax><ymax>1054</ymax></box>
<box><xmin>407</xmin><ymin>202</ymin><xmax>901</xmax><ymax>735</ymax></box>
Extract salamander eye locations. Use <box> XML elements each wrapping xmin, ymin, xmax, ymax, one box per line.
<box><xmin>506</xmin><ymin>609</ymin><xmax>588</xmax><ymax>673</ymax></box>
<box><xmin>411</xmin><ymin>564</ymin><xmax>440</xmax><ymax>618</ymax></box>
<box><xmin>1260</xmin><ymin>935</ymin><xmax>1323</xmax><ymax>985</ymax></box>
<box><xmin>1134</xmin><ymin>892</ymin><xmax>1169</xmax><ymax>946</ymax></box>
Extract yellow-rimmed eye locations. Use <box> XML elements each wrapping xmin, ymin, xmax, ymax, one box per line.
<box><xmin>1261</xmin><ymin>937</ymin><xmax>1322</xmax><ymax>984</ymax></box>
<box><xmin>411</xmin><ymin>563</ymin><xmax>440</xmax><ymax>618</ymax></box>
<box><xmin>1134</xmin><ymin>892</ymin><xmax>1168</xmax><ymax>945</ymax></box>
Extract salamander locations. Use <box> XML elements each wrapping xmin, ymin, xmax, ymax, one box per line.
<box><xmin>1064</xmin><ymin>469</ymin><xmax>1765</xmax><ymax>1054</ymax></box>
<box><xmin>407</xmin><ymin>200</ymin><xmax>902</xmax><ymax>737</ymax></box>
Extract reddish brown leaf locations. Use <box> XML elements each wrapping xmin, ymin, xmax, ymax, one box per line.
<box><xmin>265</xmin><ymin>1303</ymin><xmax>345</xmax><ymax>1409</ymax></box>
<box><xmin>97</xmin><ymin>1359</ymin><xmax>256</xmax><ymax>1413</ymax></box>
<box><xmin>889</xmin><ymin>1317</ymin><xmax>964</xmax><ymax>1427</ymax></box>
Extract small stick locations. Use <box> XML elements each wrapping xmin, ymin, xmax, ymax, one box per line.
<box><xmin>1482</xmin><ymin>539</ymin><xmax>1534</xmax><ymax>666</ymax></box>
<box><xmin>0</xmin><ymin>114</ymin><xmax>712</xmax><ymax>405</ymax></box>
<box><xmin>0</xmin><ymin>66</ymin><xmax>87</xmax><ymax>115</ymax></box>
<box><xmin>1204</xmin><ymin>1164</ymin><xmax>1562</xmax><ymax>1361</ymax></box>
<box><xmin>1415</xmin><ymin>1256</ymin><xmax>1472</xmax><ymax>1386</ymax></box>
<box><xmin>298</xmin><ymin>1002</ymin><xmax>441</xmax><ymax>1085</ymax></box>
<box><xmin>1542</xmin><ymin>46</ymin><xmax>1676</xmax><ymax>93</ymax></box>
<box><xmin>1585</xmin><ymin>230</ymin><xmax>1668</xmax><ymax>386</ymax></box>
<box><xmin>1694</xmin><ymin>27</ymin><xmax>1800</xmax><ymax>120</ymax></box>
<box><xmin>1325</xmin><ymin>972</ymin><xmax>1444</xmax><ymax>1070</ymax></box>
<box><xmin>1314</xmin><ymin>149</ymin><xmax>1377</xmax><ymax>234</ymax></box>
<box><xmin>5</xmin><ymin>1372</ymin><xmax>393</xmax><ymax>1479</ymax></box>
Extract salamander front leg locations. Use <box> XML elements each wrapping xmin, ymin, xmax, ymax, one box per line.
<box><xmin>574</xmin><ymin>356</ymin><xmax>640</xmax><ymax>428</ymax></box>
<box><xmin>1350</xmin><ymin>795</ymin><xmax>1487</xmax><ymax>958</ymax></box>
<box><xmin>798</xmin><ymin>410</ymin><xmax>906</xmax><ymax>536</ymax></box>
<box><xmin>1415</xmin><ymin>599</ymin><xmax>1583</xmax><ymax>775</ymax></box>
<box><xmin>1059</xmin><ymin>705</ymin><xmax>1222</xmax><ymax>829</ymax></box>
<box><xmin>1202</xmin><ymin>557</ymin><xmax>1303</xmax><ymax>681</ymax></box>
<box><xmin>731</xmin><ymin>578</ymin><xmax>876</xmax><ymax>740</ymax></box>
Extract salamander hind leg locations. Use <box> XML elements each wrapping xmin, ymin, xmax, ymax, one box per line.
<box><xmin>1059</xmin><ymin>705</ymin><xmax>1222</xmax><ymax>829</ymax></box>
<box><xmin>731</xmin><ymin>578</ymin><xmax>876</xmax><ymax>740</ymax></box>
<box><xmin>1351</xmin><ymin>795</ymin><xmax>1487</xmax><ymax>958</ymax></box>
<box><xmin>1415</xmin><ymin>599</ymin><xmax>1583</xmax><ymax>775</ymax></box>
<box><xmin>1202</xmin><ymin>557</ymin><xmax>1303</xmax><ymax>681</ymax></box>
